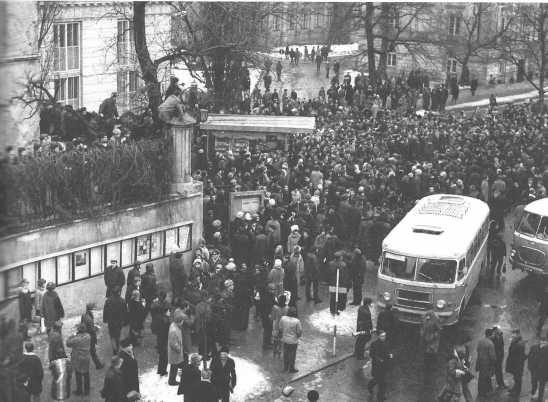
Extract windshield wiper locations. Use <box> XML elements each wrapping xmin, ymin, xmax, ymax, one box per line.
<box><xmin>416</xmin><ymin>271</ymin><xmax>433</xmax><ymax>282</ymax></box>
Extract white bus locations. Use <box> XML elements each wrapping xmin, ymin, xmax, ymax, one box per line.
<box><xmin>377</xmin><ymin>194</ymin><xmax>490</xmax><ymax>325</ymax></box>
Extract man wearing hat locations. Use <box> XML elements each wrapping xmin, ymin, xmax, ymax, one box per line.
<box><xmin>104</xmin><ymin>259</ymin><xmax>125</xmax><ymax>298</ymax></box>
<box><xmin>66</xmin><ymin>323</ymin><xmax>92</xmax><ymax>395</ymax></box>
<box><xmin>41</xmin><ymin>282</ymin><xmax>65</xmax><ymax>333</ymax></box>
<box><xmin>80</xmin><ymin>302</ymin><xmax>104</xmax><ymax>369</ymax></box>
<box><xmin>350</xmin><ymin>248</ymin><xmax>367</xmax><ymax>305</ymax></box>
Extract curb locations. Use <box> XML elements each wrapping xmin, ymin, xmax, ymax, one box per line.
<box><xmin>287</xmin><ymin>352</ymin><xmax>354</xmax><ymax>384</ymax></box>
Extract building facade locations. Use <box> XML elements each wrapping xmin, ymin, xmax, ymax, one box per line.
<box><xmin>0</xmin><ymin>2</ymin><xmax>41</xmax><ymax>152</ymax></box>
<box><xmin>45</xmin><ymin>1</ymin><xmax>173</xmax><ymax>114</ymax></box>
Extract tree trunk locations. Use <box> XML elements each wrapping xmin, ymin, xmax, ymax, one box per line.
<box><xmin>365</xmin><ymin>3</ymin><xmax>376</xmax><ymax>82</ymax></box>
<box><xmin>133</xmin><ymin>2</ymin><xmax>161</xmax><ymax>122</ymax></box>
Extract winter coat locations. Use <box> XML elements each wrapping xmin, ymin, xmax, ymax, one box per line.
<box><xmin>41</xmin><ymin>290</ymin><xmax>64</xmax><ymax>329</ymax></box>
<box><xmin>211</xmin><ymin>357</ymin><xmax>237</xmax><ymax>398</ymax></box>
<box><xmin>101</xmin><ymin>367</ymin><xmax>124</xmax><ymax>402</ymax></box>
<box><xmin>286</xmin><ymin>233</ymin><xmax>301</xmax><ymax>254</ymax></box>
<box><xmin>475</xmin><ymin>337</ymin><xmax>496</xmax><ymax>376</ymax></box>
<box><xmin>141</xmin><ymin>272</ymin><xmax>157</xmax><ymax>302</ymax></box>
<box><xmin>19</xmin><ymin>289</ymin><xmax>33</xmax><ymax>321</ymax></box>
<box><xmin>536</xmin><ymin>344</ymin><xmax>548</xmax><ymax>381</ymax></box>
<box><xmin>128</xmin><ymin>299</ymin><xmax>146</xmax><ymax>330</ymax></box>
<box><xmin>80</xmin><ymin>311</ymin><xmax>98</xmax><ymax>345</ymax></box>
<box><xmin>104</xmin><ymin>265</ymin><xmax>125</xmax><ymax>296</ymax></box>
<box><xmin>304</xmin><ymin>252</ymin><xmax>320</xmax><ymax>280</ymax></box>
<box><xmin>268</xmin><ymin>267</ymin><xmax>284</xmax><ymax>296</ymax></box>
<box><xmin>118</xmin><ymin>350</ymin><xmax>139</xmax><ymax>395</ymax></box>
<box><xmin>445</xmin><ymin>355</ymin><xmax>464</xmax><ymax>395</ymax></box>
<box><xmin>421</xmin><ymin>313</ymin><xmax>442</xmax><ymax>354</ymax></box>
<box><xmin>34</xmin><ymin>288</ymin><xmax>45</xmax><ymax>314</ymax></box>
<box><xmin>66</xmin><ymin>332</ymin><xmax>91</xmax><ymax>373</ymax></box>
<box><xmin>18</xmin><ymin>353</ymin><xmax>44</xmax><ymax>395</ymax></box>
<box><xmin>102</xmin><ymin>295</ymin><xmax>127</xmax><ymax>329</ymax></box>
<box><xmin>48</xmin><ymin>330</ymin><xmax>66</xmax><ymax>362</ymax></box>
<box><xmin>168</xmin><ymin>322</ymin><xmax>184</xmax><ymax>365</ymax></box>
<box><xmin>356</xmin><ymin>305</ymin><xmax>372</xmax><ymax>332</ymax></box>
<box><xmin>505</xmin><ymin>337</ymin><xmax>526</xmax><ymax>375</ymax></box>
<box><xmin>178</xmin><ymin>364</ymin><xmax>201</xmax><ymax>400</ymax></box>
<box><xmin>369</xmin><ymin>339</ymin><xmax>390</xmax><ymax>378</ymax></box>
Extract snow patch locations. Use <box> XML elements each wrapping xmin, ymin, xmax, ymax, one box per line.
<box><xmin>307</xmin><ymin>303</ymin><xmax>378</xmax><ymax>336</ymax></box>
<box><xmin>139</xmin><ymin>355</ymin><xmax>270</xmax><ymax>402</ymax></box>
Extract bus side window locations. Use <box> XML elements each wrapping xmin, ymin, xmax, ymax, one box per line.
<box><xmin>538</xmin><ymin>217</ymin><xmax>548</xmax><ymax>240</ymax></box>
<box><xmin>457</xmin><ymin>259</ymin><xmax>466</xmax><ymax>281</ymax></box>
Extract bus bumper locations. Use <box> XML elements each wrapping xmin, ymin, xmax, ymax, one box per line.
<box><xmin>377</xmin><ymin>302</ymin><xmax>459</xmax><ymax>326</ymax></box>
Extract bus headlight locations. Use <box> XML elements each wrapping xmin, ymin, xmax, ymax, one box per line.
<box><xmin>436</xmin><ymin>299</ymin><xmax>447</xmax><ymax>310</ymax></box>
<box><xmin>382</xmin><ymin>292</ymin><xmax>392</xmax><ymax>302</ymax></box>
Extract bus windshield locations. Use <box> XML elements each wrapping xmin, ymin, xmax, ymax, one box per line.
<box><xmin>382</xmin><ymin>252</ymin><xmax>457</xmax><ymax>284</ymax></box>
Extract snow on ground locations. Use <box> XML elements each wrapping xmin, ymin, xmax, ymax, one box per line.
<box><xmin>268</xmin><ymin>43</ymin><xmax>360</xmax><ymax>59</ymax></box>
<box><xmin>139</xmin><ymin>355</ymin><xmax>270</xmax><ymax>402</ymax></box>
<box><xmin>307</xmin><ymin>302</ymin><xmax>378</xmax><ymax>336</ymax></box>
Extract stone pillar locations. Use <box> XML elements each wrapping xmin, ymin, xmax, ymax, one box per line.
<box><xmin>170</xmin><ymin>122</ymin><xmax>195</xmax><ymax>195</ymax></box>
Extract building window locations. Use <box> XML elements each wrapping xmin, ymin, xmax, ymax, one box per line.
<box><xmin>387</xmin><ymin>52</ymin><xmax>397</xmax><ymax>67</ymax></box>
<box><xmin>53</xmin><ymin>22</ymin><xmax>80</xmax><ymax>72</ymax></box>
<box><xmin>303</xmin><ymin>12</ymin><xmax>310</xmax><ymax>29</ymax></box>
<box><xmin>499</xmin><ymin>61</ymin><xmax>506</xmax><ymax>74</ymax></box>
<box><xmin>448</xmin><ymin>14</ymin><xmax>461</xmax><ymax>36</ymax></box>
<box><xmin>447</xmin><ymin>58</ymin><xmax>458</xmax><ymax>74</ymax></box>
<box><xmin>273</xmin><ymin>15</ymin><xmax>280</xmax><ymax>31</ymax></box>
<box><xmin>315</xmin><ymin>11</ymin><xmax>322</xmax><ymax>27</ymax></box>
<box><xmin>388</xmin><ymin>10</ymin><xmax>399</xmax><ymax>30</ymax></box>
<box><xmin>117</xmin><ymin>70</ymin><xmax>140</xmax><ymax>110</ymax></box>
<box><xmin>52</xmin><ymin>22</ymin><xmax>81</xmax><ymax>108</ymax></box>
<box><xmin>54</xmin><ymin>76</ymin><xmax>80</xmax><ymax>109</ymax></box>
<box><xmin>117</xmin><ymin>20</ymin><xmax>134</xmax><ymax>66</ymax></box>
<box><xmin>289</xmin><ymin>13</ymin><xmax>296</xmax><ymax>30</ymax></box>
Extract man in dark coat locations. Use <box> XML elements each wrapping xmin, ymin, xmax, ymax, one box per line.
<box><xmin>355</xmin><ymin>298</ymin><xmax>373</xmax><ymax>360</ymax></box>
<box><xmin>491</xmin><ymin>326</ymin><xmax>506</xmax><ymax>388</ymax></box>
<box><xmin>101</xmin><ymin>356</ymin><xmax>124</xmax><ymax>402</ymax></box>
<box><xmin>41</xmin><ymin>282</ymin><xmax>65</xmax><ymax>332</ymax></box>
<box><xmin>376</xmin><ymin>304</ymin><xmax>397</xmax><ymax>346</ymax></box>
<box><xmin>118</xmin><ymin>339</ymin><xmax>139</xmax><ymax>400</ymax></box>
<box><xmin>103</xmin><ymin>287</ymin><xmax>127</xmax><ymax>354</ymax></box>
<box><xmin>18</xmin><ymin>342</ymin><xmax>43</xmax><ymax>402</ymax></box>
<box><xmin>304</xmin><ymin>248</ymin><xmax>321</xmax><ymax>303</ymax></box>
<box><xmin>253</xmin><ymin>225</ymin><xmax>268</xmax><ymax>266</ymax></box>
<box><xmin>126</xmin><ymin>264</ymin><xmax>141</xmax><ymax>292</ymax></box>
<box><xmin>350</xmin><ymin>248</ymin><xmax>366</xmax><ymax>305</ymax></box>
<box><xmin>211</xmin><ymin>347</ymin><xmax>237</xmax><ymax>402</ymax></box>
<box><xmin>169</xmin><ymin>253</ymin><xmax>187</xmax><ymax>301</ymax></box>
<box><xmin>368</xmin><ymin>331</ymin><xmax>392</xmax><ymax>400</ymax></box>
<box><xmin>258</xmin><ymin>284</ymin><xmax>276</xmax><ymax>349</ymax></box>
<box><xmin>232</xmin><ymin>264</ymin><xmax>254</xmax><ymax>331</ymax></box>
<box><xmin>98</xmin><ymin>92</ymin><xmax>119</xmax><ymax>120</ymax></box>
<box><xmin>178</xmin><ymin>353</ymin><xmax>202</xmax><ymax>401</ymax></box>
<box><xmin>140</xmin><ymin>263</ymin><xmax>157</xmax><ymax>317</ymax></box>
<box><xmin>80</xmin><ymin>302</ymin><xmax>104</xmax><ymax>369</ymax></box>
<box><xmin>476</xmin><ymin>328</ymin><xmax>496</xmax><ymax>397</ymax></box>
<box><xmin>104</xmin><ymin>259</ymin><xmax>125</xmax><ymax>298</ymax></box>
<box><xmin>284</xmin><ymin>257</ymin><xmax>299</xmax><ymax>307</ymax></box>
<box><xmin>155</xmin><ymin>304</ymin><xmax>170</xmax><ymax>376</ymax></box>
<box><xmin>505</xmin><ymin>328</ymin><xmax>527</xmax><ymax>397</ymax></box>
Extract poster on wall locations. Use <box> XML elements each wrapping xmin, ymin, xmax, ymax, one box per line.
<box><xmin>214</xmin><ymin>138</ymin><xmax>230</xmax><ymax>152</ymax></box>
<box><xmin>241</xmin><ymin>197</ymin><xmax>260</xmax><ymax>213</ymax></box>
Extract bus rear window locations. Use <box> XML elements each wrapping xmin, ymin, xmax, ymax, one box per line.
<box><xmin>518</xmin><ymin>212</ymin><xmax>541</xmax><ymax>237</ymax></box>
<box><xmin>382</xmin><ymin>253</ymin><xmax>416</xmax><ymax>280</ymax></box>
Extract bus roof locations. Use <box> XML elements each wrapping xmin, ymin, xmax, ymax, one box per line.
<box><xmin>382</xmin><ymin>194</ymin><xmax>490</xmax><ymax>260</ymax></box>
<box><xmin>524</xmin><ymin>198</ymin><xmax>548</xmax><ymax>216</ymax></box>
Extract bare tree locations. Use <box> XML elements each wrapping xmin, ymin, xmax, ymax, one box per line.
<box><xmin>424</xmin><ymin>3</ymin><xmax>513</xmax><ymax>84</ymax></box>
<box><xmin>349</xmin><ymin>2</ymin><xmax>432</xmax><ymax>82</ymax></box>
<box><xmin>498</xmin><ymin>3</ymin><xmax>548</xmax><ymax>105</ymax></box>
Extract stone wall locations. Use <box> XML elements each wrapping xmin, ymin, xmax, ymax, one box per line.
<box><xmin>0</xmin><ymin>185</ymin><xmax>203</xmax><ymax>318</ymax></box>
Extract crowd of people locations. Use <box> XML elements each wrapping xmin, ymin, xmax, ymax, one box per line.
<box><xmin>9</xmin><ymin>48</ymin><xmax>548</xmax><ymax>402</ymax></box>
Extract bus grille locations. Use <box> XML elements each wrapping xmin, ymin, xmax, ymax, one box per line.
<box><xmin>517</xmin><ymin>247</ymin><xmax>545</xmax><ymax>267</ymax></box>
<box><xmin>396</xmin><ymin>289</ymin><xmax>432</xmax><ymax>310</ymax></box>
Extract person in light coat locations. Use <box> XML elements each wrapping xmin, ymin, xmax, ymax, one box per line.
<box><xmin>66</xmin><ymin>324</ymin><xmax>91</xmax><ymax>396</ymax></box>
<box><xmin>168</xmin><ymin>310</ymin><xmax>186</xmax><ymax>386</ymax></box>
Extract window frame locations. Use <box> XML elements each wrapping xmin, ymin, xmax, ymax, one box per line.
<box><xmin>387</xmin><ymin>52</ymin><xmax>397</xmax><ymax>67</ymax></box>
<box><xmin>52</xmin><ymin>21</ymin><xmax>81</xmax><ymax>109</ymax></box>
<box><xmin>448</xmin><ymin>14</ymin><xmax>461</xmax><ymax>36</ymax></box>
